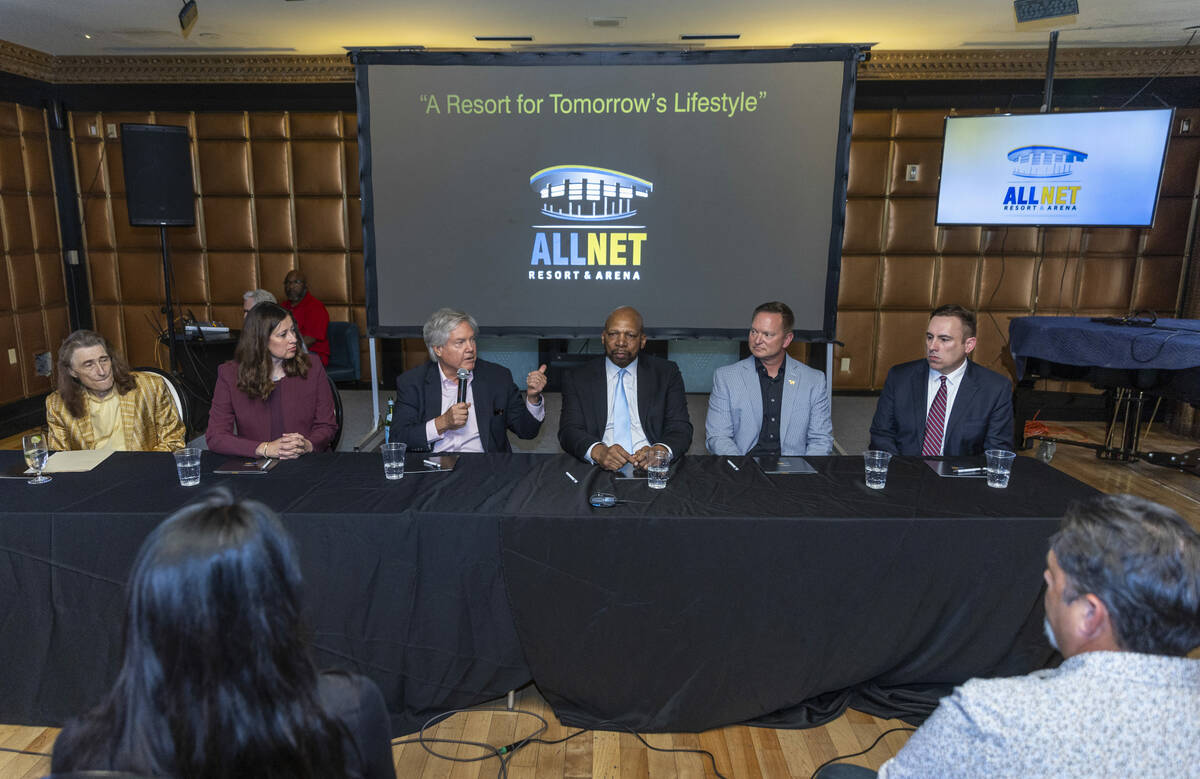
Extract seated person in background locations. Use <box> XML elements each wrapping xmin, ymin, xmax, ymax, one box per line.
<box><xmin>558</xmin><ymin>306</ymin><xmax>693</xmax><ymax>471</ymax></box>
<box><xmin>706</xmin><ymin>301</ymin><xmax>833</xmax><ymax>457</ymax></box>
<box><xmin>839</xmin><ymin>494</ymin><xmax>1200</xmax><ymax>778</ymax></box>
<box><xmin>44</xmin><ymin>329</ymin><xmax>185</xmax><ymax>452</ymax></box>
<box><xmin>50</xmin><ymin>488</ymin><xmax>395</xmax><ymax>779</ymax></box>
<box><xmin>242</xmin><ymin>287</ymin><xmax>277</xmax><ymax>318</ymax></box>
<box><xmin>207</xmin><ymin>303</ymin><xmax>337</xmax><ymax>459</ymax></box>
<box><xmin>282</xmin><ymin>270</ymin><xmax>330</xmax><ymax>366</ymax></box>
<box><xmin>869</xmin><ymin>304</ymin><xmax>1013</xmax><ymax>456</ymax></box>
<box><xmin>390</xmin><ymin>308</ymin><xmax>546</xmax><ymax>452</ymax></box>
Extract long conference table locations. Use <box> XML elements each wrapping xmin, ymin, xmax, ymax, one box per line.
<box><xmin>0</xmin><ymin>450</ymin><xmax>1097</xmax><ymax>735</ymax></box>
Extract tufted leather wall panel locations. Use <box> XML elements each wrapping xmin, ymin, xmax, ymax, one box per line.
<box><xmin>835</xmin><ymin>107</ymin><xmax>1200</xmax><ymax>391</ymax></box>
<box><xmin>0</xmin><ymin>102</ymin><xmax>69</xmax><ymax>404</ymax></box>
<box><xmin>70</xmin><ymin>110</ymin><xmax>369</xmax><ymax>372</ymax></box>
<box><xmin>48</xmin><ymin>104</ymin><xmax>1198</xmax><ymax>397</ymax></box>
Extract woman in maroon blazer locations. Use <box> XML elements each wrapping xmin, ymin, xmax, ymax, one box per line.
<box><xmin>207</xmin><ymin>302</ymin><xmax>338</xmax><ymax>458</ymax></box>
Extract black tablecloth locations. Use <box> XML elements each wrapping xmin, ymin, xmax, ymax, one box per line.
<box><xmin>498</xmin><ymin>454</ymin><xmax>1096</xmax><ymax>731</ymax></box>
<box><xmin>0</xmin><ymin>451</ymin><xmax>530</xmax><ymax>737</ymax></box>
<box><xmin>0</xmin><ymin>451</ymin><xmax>1097</xmax><ymax>735</ymax></box>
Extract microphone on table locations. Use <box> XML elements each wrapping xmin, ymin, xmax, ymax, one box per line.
<box><xmin>456</xmin><ymin>367</ymin><xmax>470</xmax><ymax>403</ymax></box>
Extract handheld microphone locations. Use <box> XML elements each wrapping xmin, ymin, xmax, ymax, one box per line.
<box><xmin>456</xmin><ymin>367</ymin><xmax>470</xmax><ymax>403</ymax></box>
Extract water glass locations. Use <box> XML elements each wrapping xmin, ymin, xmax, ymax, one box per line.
<box><xmin>863</xmin><ymin>450</ymin><xmax>892</xmax><ymax>490</ymax></box>
<box><xmin>22</xmin><ymin>432</ymin><xmax>51</xmax><ymax>485</ymax></box>
<box><xmin>646</xmin><ymin>449</ymin><xmax>669</xmax><ymax>489</ymax></box>
<box><xmin>382</xmin><ymin>442</ymin><xmax>407</xmax><ymax>480</ymax></box>
<box><xmin>985</xmin><ymin>449</ymin><xmax>1016</xmax><ymax>488</ymax></box>
<box><xmin>173</xmin><ymin>447</ymin><xmax>201</xmax><ymax>487</ymax></box>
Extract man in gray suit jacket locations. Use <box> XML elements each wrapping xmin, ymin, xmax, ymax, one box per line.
<box><xmin>706</xmin><ymin>302</ymin><xmax>834</xmax><ymax>457</ymax></box>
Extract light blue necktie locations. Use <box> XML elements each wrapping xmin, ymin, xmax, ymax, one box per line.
<box><xmin>613</xmin><ymin>367</ymin><xmax>633</xmax><ymax>453</ymax></box>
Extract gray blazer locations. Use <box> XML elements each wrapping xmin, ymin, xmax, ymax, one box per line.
<box><xmin>705</xmin><ymin>355</ymin><xmax>833</xmax><ymax>456</ymax></box>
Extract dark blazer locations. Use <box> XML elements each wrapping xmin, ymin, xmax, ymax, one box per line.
<box><xmin>207</xmin><ymin>360</ymin><xmax>338</xmax><ymax>458</ymax></box>
<box><xmin>390</xmin><ymin>358</ymin><xmax>542</xmax><ymax>452</ymax></box>
<box><xmin>869</xmin><ymin>358</ymin><xmax>1014</xmax><ymax>456</ymax></box>
<box><xmin>558</xmin><ymin>353</ymin><xmax>693</xmax><ymax>463</ymax></box>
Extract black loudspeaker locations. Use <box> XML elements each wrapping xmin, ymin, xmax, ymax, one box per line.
<box><xmin>120</xmin><ymin>123</ymin><xmax>195</xmax><ymax>226</ymax></box>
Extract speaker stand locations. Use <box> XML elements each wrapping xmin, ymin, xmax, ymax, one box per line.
<box><xmin>159</xmin><ymin>224</ymin><xmax>181</xmax><ymax>375</ymax></box>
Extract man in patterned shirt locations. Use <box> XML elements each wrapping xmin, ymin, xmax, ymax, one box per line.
<box><xmin>821</xmin><ymin>493</ymin><xmax>1200</xmax><ymax>778</ymax></box>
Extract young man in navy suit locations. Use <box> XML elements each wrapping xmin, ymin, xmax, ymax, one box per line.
<box><xmin>390</xmin><ymin>308</ymin><xmax>547</xmax><ymax>452</ymax></box>
<box><xmin>869</xmin><ymin>304</ymin><xmax>1013</xmax><ymax>457</ymax></box>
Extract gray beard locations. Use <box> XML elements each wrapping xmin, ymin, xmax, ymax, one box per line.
<box><xmin>1043</xmin><ymin>616</ymin><xmax>1060</xmax><ymax>651</ymax></box>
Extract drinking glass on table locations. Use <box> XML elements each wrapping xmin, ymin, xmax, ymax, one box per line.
<box><xmin>382</xmin><ymin>442</ymin><xmax>407</xmax><ymax>480</ymax></box>
<box><xmin>985</xmin><ymin>449</ymin><xmax>1016</xmax><ymax>488</ymax></box>
<box><xmin>863</xmin><ymin>450</ymin><xmax>892</xmax><ymax>489</ymax></box>
<box><xmin>646</xmin><ymin>449</ymin><xmax>669</xmax><ymax>489</ymax></box>
<box><xmin>23</xmin><ymin>431</ymin><xmax>51</xmax><ymax>485</ymax></box>
<box><xmin>173</xmin><ymin>448</ymin><xmax>202</xmax><ymax>487</ymax></box>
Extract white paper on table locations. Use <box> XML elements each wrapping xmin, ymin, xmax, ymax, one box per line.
<box><xmin>41</xmin><ymin>449</ymin><xmax>115</xmax><ymax>473</ymax></box>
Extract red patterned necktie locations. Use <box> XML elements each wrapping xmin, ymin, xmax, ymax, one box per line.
<box><xmin>922</xmin><ymin>375</ymin><xmax>948</xmax><ymax>457</ymax></box>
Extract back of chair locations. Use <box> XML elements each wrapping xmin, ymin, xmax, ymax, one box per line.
<box><xmin>326</xmin><ymin>372</ymin><xmax>344</xmax><ymax>451</ymax></box>
<box><xmin>134</xmin><ymin>367</ymin><xmax>190</xmax><ymax>440</ymax></box>
<box><xmin>325</xmin><ymin>321</ymin><xmax>361</xmax><ymax>382</ymax></box>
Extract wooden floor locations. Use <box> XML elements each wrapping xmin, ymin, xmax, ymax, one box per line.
<box><xmin>2</xmin><ymin>419</ymin><xmax>1197</xmax><ymax>778</ymax></box>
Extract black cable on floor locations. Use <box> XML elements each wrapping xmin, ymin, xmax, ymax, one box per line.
<box><xmin>809</xmin><ymin>726</ymin><xmax>916</xmax><ymax>779</ymax></box>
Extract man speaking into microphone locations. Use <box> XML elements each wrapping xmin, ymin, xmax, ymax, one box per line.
<box><xmin>391</xmin><ymin>308</ymin><xmax>547</xmax><ymax>453</ymax></box>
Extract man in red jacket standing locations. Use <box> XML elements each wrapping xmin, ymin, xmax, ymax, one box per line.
<box><xmin>281</xmin><ymin>270</ymin><xmax>330</xmax><ymax>366</ymax></box>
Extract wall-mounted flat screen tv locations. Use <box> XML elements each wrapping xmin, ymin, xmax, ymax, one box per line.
<box><xmin>936</xmin><ymin>108</ymin><xmax>1174</xmax><ymax>228</ymax></box>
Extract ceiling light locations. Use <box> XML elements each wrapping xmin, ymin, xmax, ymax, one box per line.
<box><xmin>589</xmin><ymin>17</ymin><xmax>626</xmax><ymax>28</ymax></box>
<box><xmin>82</xmin><ymin>33</ymin><xmax>92</xmax><ymax>39</ymax></box>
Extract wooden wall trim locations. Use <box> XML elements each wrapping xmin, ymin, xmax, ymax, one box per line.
<box><xmin>3</xmin><ymin>39</ymin><xmax>1199</xmax><ymax>84</ymax></box>
<box><xmin>863</xmin><ymin>46</ymin><xmax>1200</xmax><ymax>80</ymax></box>
<box><xmin>0</xmin><ymin>39</ymin><xmax>56</xmax><ymax>82</ymax></box>
<box><xmin>51</xmin><ymin>54</ymin><xmax>355</xmax><ymax>84</ymax></box>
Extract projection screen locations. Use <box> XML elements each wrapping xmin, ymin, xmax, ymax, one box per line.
<box><xmin>354</xmin><ymin>48</ymin><xmax>859</xmax><ymax>340</ymax></box>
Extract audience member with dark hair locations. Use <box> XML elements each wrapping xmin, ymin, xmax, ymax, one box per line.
<box><xmin>820</xmin><ymin>493</ymin><xmax>1200</xmax><ymax>778</ymax></box>
<box><xmin>206</xmin><ymin>302</ymin><xmax>337</xmax><ymax>458</ymax></box>
<box><xmin>50</xmin><ymin>489</ymin><xmax>395</xmax><ymax>779</ymax></box>
<box><xmin>45</xmin><ymin>329</ymin><xmax>185</xmax><ymax>452</ymax></box>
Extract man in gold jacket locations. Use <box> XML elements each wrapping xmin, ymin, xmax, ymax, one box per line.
<box><xmin>45</xmin><ymin>330</ymin><xmax>186</xmax><ymax>452</ymax></box>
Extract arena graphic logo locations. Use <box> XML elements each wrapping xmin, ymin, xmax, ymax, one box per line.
<box><xmin>1002</xmin><ymin>145</ymin><xmax>1087</xmax><ymax>212</ymax></box>
<box><xmin>527</xmin><ymin>165</ymin><xmax>651</xmax><ymax>282</ymax></box>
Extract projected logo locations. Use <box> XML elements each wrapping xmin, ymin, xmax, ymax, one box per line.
<box><xmin>1007</xmin><ymin>145</ymin><xmax>1088</xmax><ymax>178</ymax></box>
<box><xmin>528</xmin><ymin>165</ymin><xmax>651</xmax><ymax>282</ymax></box>
<box><xmin>1002</xmin><ymin>146</ymin><xmax>1087</xmax><ymax>213</ymax></box>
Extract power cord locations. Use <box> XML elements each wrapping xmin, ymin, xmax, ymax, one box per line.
<box><xmin>808</xmin><ymin>726</ymin><xmax>916</xmax><ymax>779</ymax></box>
<box><xmin>1117</xmin><ymin>29</ymin><xmax>1198</xmax><ymax>108</ymax></box>
<box><xmin>0</xmin><ymin>745</ymin><xmax>52</xmax><ymax>757</ymax></box>
<box><xmin>621</xmin><ymin>727</ymin><xmax>729</xmax><ymax>779</ymax></box>
<box><xmin>391</xmin><ymin>706</ymin><xmax>550</xmax><ymax>779</ymax></box>
<box><xmin>393</xmin><ymin>708</ymin><xmax>729</xmax><ymax>779</ymax></box>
